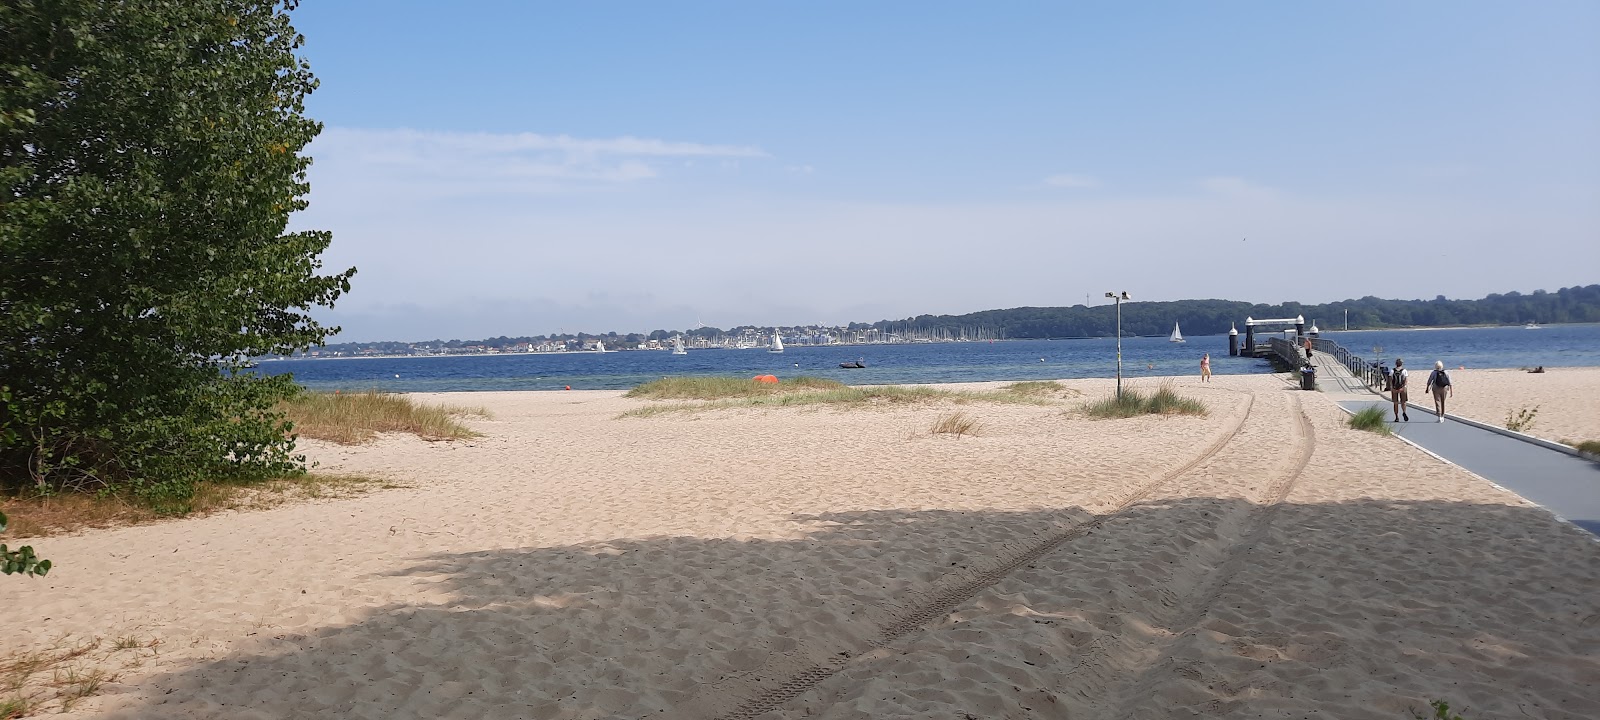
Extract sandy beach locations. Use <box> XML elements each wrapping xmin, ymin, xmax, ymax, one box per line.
<box><xmin>5</xmin><ymin>374</ymin><xmax>1598</xmax><ymax>719</ymax></box>
<box><xmin>1427</xmin><ymin>367</ymin><xmax>1600</xmax><ymax>447</ymax></box>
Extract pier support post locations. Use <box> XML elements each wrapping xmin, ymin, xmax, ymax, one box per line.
<box><xmin>1228</xmin><ymin>323</ymin><xmax>1239</xmax><ymax>356</ymax></box>
<box><xmin>1244</xmin><ymin>317</ymin><xmax>1255</xmax><ymax>357</ymax></box>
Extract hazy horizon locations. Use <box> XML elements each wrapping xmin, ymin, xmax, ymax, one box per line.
<box><xmin>288</xmin><ymin>2</ymin><xmax>1600</xmax><ymax>343</ymax></box>
<box><xmin>309</xmin><ymin>285</ymin><xmax>1595</xmax><ymax>343</ymax></box>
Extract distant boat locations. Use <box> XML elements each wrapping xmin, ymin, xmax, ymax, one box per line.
<box><xmin>595</xmin><ymin>340</ymin><xmax>607</xmax><ymax>353</ymax></box>
<box><xmin>839</xmin><ymin>358</ymin><xmax>866</xmax><ymax>369</ymax></box>
<box><xmin>769</xmin><ymin>332</ymin><xmax>784</xmax><ymax>354</ymax></box>
<box><xmin>671</xmin><ymin>337</ymin><xmax>688</xmax><ymax>355</ymax></box>
<box><xmin>1169</xmin><ymin>322</ymin><xmax>1185</xmax><ymax>343</ymax></box>
<box><xmin>1524</xmin><ymin>322</ymin><xmax>1542</xmax><ymax>330</ymax></box>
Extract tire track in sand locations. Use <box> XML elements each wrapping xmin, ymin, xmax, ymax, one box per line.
<box><xmin>702</xmin><ymin>389</ymin><xmax>1259</xmax><ymax>720</ymax></box>
<box><xmin>1026</xmin><ymin>392</ymin><xmax>1314</xmax><ymax>717</ymax></box>
<box><xmin>1098</xmin><ymin>394</ymin><xmax>1315</xmax><ymax>720</ymax></box>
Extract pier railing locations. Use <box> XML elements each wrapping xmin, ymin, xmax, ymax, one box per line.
<box><xmin>1266</xmin><ymin>337</ymin><xmax>1306</xmax><ymax>369</ymax></box>
<box><xmin>1311</xmin><ymin>337</ymin><xmax>1381</xmax><ymax>388</ymax></box>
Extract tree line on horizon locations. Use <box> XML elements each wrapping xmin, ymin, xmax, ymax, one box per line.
<box><xmin>309</xmin><ymin>285</ymin><xmax>1600</xmax><ymax>353</ymax></box>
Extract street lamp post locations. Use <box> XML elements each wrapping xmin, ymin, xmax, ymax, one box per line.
<box><xmin>1105</xmin><ymin>291</ymin><xmax>1130</xmax><ymax>399</ymax></box>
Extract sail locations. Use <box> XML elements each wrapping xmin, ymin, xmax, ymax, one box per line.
<box><xmin>672</xmin><ymin>337</ymin><xmax>687</xmax><ymax>354</ymax></box>
<box><xmin>770</xmin><ymin>332</ymin><xmax>784</xmax><ymax>353</ymax></box>
<box><xmin>1169</xmin><ymin>323</ymin><xmax>1184</xmax><ymax>343</ymax></box>
<box><xmin>595</xmin><ymin>340</ymin><xmax>606</xmax><ymax>353</ymax></box>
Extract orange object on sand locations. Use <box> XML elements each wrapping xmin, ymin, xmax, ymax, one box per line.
<box><xmin>564</xmin><ymin>385</ymin><xmax>571</xmax><ymax>390</ymax></box>
<box><xmin>754</xmin><ymin>375</ymin><xmax>779</xmax><ymax>384</ymax></box>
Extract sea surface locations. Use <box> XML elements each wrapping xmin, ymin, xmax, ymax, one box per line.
<box><xmin>261</xmin><ymin>324</ymin><xmax>1600</xmax><ymax>393</ymax></box>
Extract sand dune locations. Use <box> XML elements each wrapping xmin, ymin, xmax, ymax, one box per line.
<box><xmin>5</xmin><ymin>374</ymin><xmax>1596</xmax><ymax>719</ymax></box>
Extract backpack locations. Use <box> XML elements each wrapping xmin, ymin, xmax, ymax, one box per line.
<box><xmin>1434</xmin><ymin>369</ymin><xmax>1450</xmax><ymax>387</ymax></box>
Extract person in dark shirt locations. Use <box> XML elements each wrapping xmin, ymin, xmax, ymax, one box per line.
<box><xmin>1390</xmin><ymin>358</ymin><xmax>1410</xmax><ymax>422</ymax></box>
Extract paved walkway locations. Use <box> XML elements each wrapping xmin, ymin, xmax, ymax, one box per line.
<box><xmin>1308</xmin><ymin>353</ymin><xmax>1600</xmax><ymax>536</ymax></box>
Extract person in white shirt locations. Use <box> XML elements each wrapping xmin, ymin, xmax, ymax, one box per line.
<box><xmin>1425</xmin><ymin>360</ymin><xmax>1453</xmax><ymax>422</ymax></box>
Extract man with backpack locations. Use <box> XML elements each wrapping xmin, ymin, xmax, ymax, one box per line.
<box><xmin>1390</xmin><ymin>358</ymin><xmax>1410</xmax><ymax>422</ymax></box>
<box><xmin>1426</xmin><ymin>360</ymin><xmax>1453</xmax><ymax>422</ymax></box>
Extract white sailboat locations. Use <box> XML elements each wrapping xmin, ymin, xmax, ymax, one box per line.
<box><xmin>1169</xmin><ymin>322</ymin><xmax>1185</xmax><ymax>343</ymax></box>
<box><xmin>769</xmin><ymin>331</ymin><xmax>784</xmax><ymax>354</ymax></box>
<box><xmin>672</xmin><ymin>336</ymin><xmax>688</xmax><ymax>355</ymax></box>
<box><xmin>594</xmin><ymin>339</ymin><xmax>607</xmax><ymax>353</ymax></box>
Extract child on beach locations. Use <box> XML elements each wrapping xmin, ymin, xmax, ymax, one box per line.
<box><xmin>1200</xmin><ymin>353</ymin><xmax>1211</xmax><ymax>382</ymax></box>
<box><xmin>1426</xmin><ymin>360</ymin><xmax>1452</xmax><ymax>422</ymax></box>
<box><xmin>1390</xmin><ymin>358</ymin><xmax>1409</xmax><ymax>422</ymax></box>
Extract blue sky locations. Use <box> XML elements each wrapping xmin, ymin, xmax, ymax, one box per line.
<box><xmin>289</xmin><ymin>2</ymin><xmax>1600</xmax><ymax>341</ymax></box>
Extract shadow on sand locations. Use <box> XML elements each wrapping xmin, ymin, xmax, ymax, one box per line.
<box><xmin>103</xmin><ymin>499</ymin><xmax>1599</xmax><ymax>720</ymax></box>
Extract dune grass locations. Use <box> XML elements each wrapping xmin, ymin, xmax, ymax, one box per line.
<box><xmin>1347</xmin><ymin>405</ymin><xmax>1393</xmax><ymax>436</ymax></box>
<box><xmin>280</xmin><ymin>390</ymin><xmax>489</xmax><ymax>444</ymax></box>
<box><xmin>1565</xmin><ymin>439</ymin><xmax>1600</xmax><ymax>455</ymax></box>
<box><xmin>1000</xmin><ymin>380</ymin><xmax>1065</xmax><ymax>396</ymax></box>
<box><xmin>1</xmin><ymin>633</ymin><xmax>161</xmax><ymax>717</ymax></box>
<box><xmin>623</xmin><ymin>375</ymin><xmax>844</xmax><ymax>400</ymax></box>
<box><xmin>0</xmin><ymin>473</ymin><xmax>390</xmax><ymax>537</ymax></box>
<box><xmin>619</xmin><ymin>377</ymin><xmax>1061</xmax><ymax>418</ymax></box>
<box><xmin>1082</xmin><ymin>382</ymin><xmax>1207</xmax><ymax>419</ymax></box>
<box><xmin>930</xmin><ymin>412</ymin><xmax>982</xmax><ymax>438</ymax></box>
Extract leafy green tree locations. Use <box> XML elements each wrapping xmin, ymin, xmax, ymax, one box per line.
<box><xmin>1</xmin><ymin>1</ymin><xmax>354</xmax><ymax>507</ymax></box>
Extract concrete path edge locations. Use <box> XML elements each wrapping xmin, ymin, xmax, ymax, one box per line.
<box><xmin>1331</xmin><ymin>403</ymin><xmax>1600</xmax><ymax>543</ymax></box>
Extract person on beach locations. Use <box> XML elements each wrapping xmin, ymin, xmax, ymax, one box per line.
<box><xmin>1303</xmin><ymin>336</ymin><xmax>1313</xmax><ymax>360</ymax></box>
<box><xmin>1200</xmin><ymin>353</ymin><xmax>1211</xmax><ymax>382</ymax></box>
<box><xmin>1390</xmin><ymin>358</ymin><xmax>1409</xmax><ymax>422</ymax></box>
<box><xmin>1426</xmin><ymin>360</ymin><xmax>1452</xmax><ymax>422</ymax></box>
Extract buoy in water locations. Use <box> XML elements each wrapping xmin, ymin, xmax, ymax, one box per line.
<box><xmin>1039</xmin><ymin>358</ymin><xmax>1045</xmax><ymax>363</ymax></box>
<box><xmin>564</xmin><ymin>385</ymin><xmax>571</xmax><ymax>390</ymax></box>
<box><xmin>394</xmin><ymin>374</ymin><xmax>400</xmax><ymax>378</ymax></box>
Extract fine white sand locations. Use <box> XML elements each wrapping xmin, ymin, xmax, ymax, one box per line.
<box><xmin>1429</xmin><ymin>367</ymin><xmax>1600</xmax><ymax>446</ymax></box>
<box><xmin>5</xmin><ymin>374</ymin><xmax>1597</xmax><ymax>719</ymax></box>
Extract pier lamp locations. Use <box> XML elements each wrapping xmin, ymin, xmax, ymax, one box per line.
<box><xmin>1105</xmin><ymin>291</ymin><xmax>1130</xmax><ymax>398</ymax></box>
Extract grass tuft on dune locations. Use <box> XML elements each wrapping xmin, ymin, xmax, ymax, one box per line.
<box><xmin>620</xmin><ymin>377</ymin><xmax>1063</xmax><ymax>418</ymax></box>
<box><xmin>1347</xmin><ymin>405</ymin><xmax>1392</xmax><ymax>436</ymax></box>
<box><xmin>1082</xmin><ymin>381</ymin><xmax>1207</xmax><ymax>419</ymax></box>
<box><xmin>623</xmin><ymin>376</ymin><xmax>844</xmax><ymax>400</ymax></box>
<box><xmin>281</xmin><ymin>390</ymin><xmax>489</xmax><ymax>444</ymax></box>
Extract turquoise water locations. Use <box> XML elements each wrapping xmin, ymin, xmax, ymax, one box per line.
<box><xmin>261</xmin><ymin>324</ymin><xmax>1600</xmax><ymax>392</ymax></box>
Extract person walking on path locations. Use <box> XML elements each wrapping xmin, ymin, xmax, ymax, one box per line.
<box><xmin>1426</xmin><ymin>360</ymin><xmax>1452</xmax><ymax>422</ymax></box>
<box><xmin>1390</xmin><ymin>358</ymin><xmax>1410</xmax><ymax>422</ymax></box>
<box><xmin>1200</xmin><ymin>353</ymin><xmax>1211</xmax><ymax>382</ymax></box>
<box><xmin>1303</xmin><ymin>336</ymin><xmax>1313</xmax><ymax>360</ymax></box>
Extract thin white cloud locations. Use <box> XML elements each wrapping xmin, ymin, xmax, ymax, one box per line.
<box><xmin>308</xmin><ymin>127</ymin><xmax>764</xmax><ymax>196</ymax></box>
<box><xmin>1044</xmin><ymin>173</ymin><xmax>1100</xmax><ymax>188</ymax></box>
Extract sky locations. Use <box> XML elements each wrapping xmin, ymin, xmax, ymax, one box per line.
<box><xmin>286</xmin><ymin>2</ymin><xmax>1600</xmax><ymax>342</ymax></box>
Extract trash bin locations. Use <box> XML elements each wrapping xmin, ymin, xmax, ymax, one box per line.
<box><xmin>1299</xmin><ymin>364</ymin><xmax>1317</xmax><ymax>391</ymax></box>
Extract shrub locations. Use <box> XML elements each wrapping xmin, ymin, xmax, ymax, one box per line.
<box><xmin>1505</xmin><ymin>405</ymin><xmax>1540</xmax><ymax>433</ymax></box>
